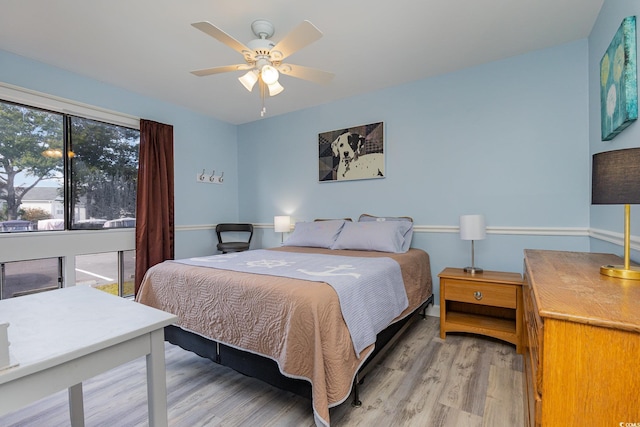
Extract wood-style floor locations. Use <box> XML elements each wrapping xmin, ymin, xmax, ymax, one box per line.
<box><xmin>0</xmin><ymin>316</ymin><xmax>524</xmax><ymax>426</ymax></box>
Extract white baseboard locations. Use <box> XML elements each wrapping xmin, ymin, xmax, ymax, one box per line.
<box><xmin>425</xmin><ymin>303</ymin><xmax>440</xmax><ymax>317</ymax></box>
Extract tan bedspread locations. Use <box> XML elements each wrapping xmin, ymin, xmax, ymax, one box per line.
<box><xmin>136</xmin><ymin>246</ymin><xmax>432</xmax><ymax>426</ymax></box>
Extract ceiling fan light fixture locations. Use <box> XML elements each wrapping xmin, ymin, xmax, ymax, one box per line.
<box><xmin>238</xmin><ymin>70</ymin><xmax>258</xmax><ymax>92</ymax></box>
<box><xmin>267</xmin><ymin>80</ymin><xmax>284</xmax><ymax>96</ymax></box>
<box><xmin>260</xmin><ymin>65</ymin><xmax>279</xmax><ymax>85</ymax></box>
<box><xmin>190</xmin><ymin>19</ymin><xmax>332</xmax><ymax>117</ymax></box>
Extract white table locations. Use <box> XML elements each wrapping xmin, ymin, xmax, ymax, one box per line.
<box><xmin>0</xmin><ymin>286</ymin><xmax>177</xmax><ymax>426</ymax></box>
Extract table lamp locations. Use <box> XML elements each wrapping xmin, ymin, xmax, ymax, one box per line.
<box><xmin>592</xmin><ymin>148</ymin><xmax>640</xmax><ymax>280</ymax></box>
<box><xmin>274</xmin><ymin>215</ymin><xmax>290</xmax><ymax>243</ymax></box>
<box><xmin>460</xmin><ymin>214</ymin><xmax>486</xmax><ymax>274</ymax></box>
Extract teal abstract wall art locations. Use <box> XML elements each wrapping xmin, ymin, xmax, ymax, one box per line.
<box><xmin>600</xmin><ymin>16</ymin><xmax>638</xmax><ymax>141</ymax></box>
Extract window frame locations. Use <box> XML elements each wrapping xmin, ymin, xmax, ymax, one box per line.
<box><xmin>0</xmin><ymin>82</ymin><xmax>138</xmax><ymax>129</ymax></box>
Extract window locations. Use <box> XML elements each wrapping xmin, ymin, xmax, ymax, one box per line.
<box><xmin>0</xmin><ymin>88</ymin><xmax>139</xmax><ymax>299</ymax></box>
<box><xmin>0</xmin><ymin>102</ymin><xmax>63</xmax><ymax>229</ymax></box>
<box><xmin>0</xmin><ymin>100</ymin><xmax>140</xmax><ymax>232</ymax></box>
<box><xmin>68</xmin><ymin>116</ymin><xmax>139</xmax><ymax>229</ymax></box>
<box><xmin>0</xmin><ymin>258</ymin><xmax>62</xmax><ymax>299</ymax></box>
<box><xmin>76</xmin><ymin>250</ymin><xmax>135</xmax><ymax>298</ymax></box>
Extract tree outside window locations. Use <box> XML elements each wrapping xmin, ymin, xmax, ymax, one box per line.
<box><xmin>0</xmin><ymin>102</ymin><xmax>63</xmax><ymax>222</ymax></box>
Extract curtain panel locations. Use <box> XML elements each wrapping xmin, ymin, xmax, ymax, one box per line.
<box><xmin>135</xmin><ymin>119</ymin><xmax>174</xmax><ymax>295</ymax></box>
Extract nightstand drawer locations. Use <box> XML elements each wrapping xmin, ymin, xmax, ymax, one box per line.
<box><xmin>445</xmin><ymin>279</ymin><xmax>517</xmax><ymax>309</ymax></box>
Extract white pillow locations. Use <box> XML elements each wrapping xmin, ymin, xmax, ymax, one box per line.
<box><xmin>331</xmin><ymin>221</ymin><xmax>413</xmax><ymax>253</ymax></box>
<box><xmin>283</xmin><ymin>220</ymin><xmax>346</xmax><ymax>248</ymax></box>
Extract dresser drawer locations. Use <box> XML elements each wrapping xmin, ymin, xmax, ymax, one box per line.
<box><xmin>444</xmin><ymin>279</ymin><xmax>516</xmax><ymax>309</ymax></box>
<box><xmin>523</xmin><ymin>275</ymin><xmax>543</xmax><ymax>398</ymax></box>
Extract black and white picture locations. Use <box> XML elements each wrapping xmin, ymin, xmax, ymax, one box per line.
<box><xmin>318</xmin><ymin>122</ymin><xmax>384</xmax><ymax>182</ymax></box>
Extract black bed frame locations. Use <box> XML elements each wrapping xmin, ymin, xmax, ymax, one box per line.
<box><xmin>164</xmin><ymin>294</ymin><xmax>434</xmax><ymax>407</ymax></box>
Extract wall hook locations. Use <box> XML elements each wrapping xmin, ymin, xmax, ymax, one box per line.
<box><xmin>196</xmin><ymin>168</ymin><xmax>224</xmax><ymax>184</ymax></box>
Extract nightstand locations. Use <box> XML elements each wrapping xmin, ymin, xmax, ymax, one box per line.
<box><xmin>438</xmin><ymin>267</ymin><xmax>523</xmax><ymax>353</ymax></box>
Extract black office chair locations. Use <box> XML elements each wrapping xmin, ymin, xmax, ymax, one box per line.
<box><xmin>216</xmin><ymin>223</ymin><xmax>253</xmax><ymax>253</ymax></box>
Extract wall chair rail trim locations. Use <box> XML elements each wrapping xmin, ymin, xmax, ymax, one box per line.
<box><xmin>590</xmin><ymin>227</ymin><xmax>640</xmax><ymax>251</ymax></box>
<box><xmin>182</xmin><ymin>223</ymin><xmax>590</xmax><ymax>237</ymax></box>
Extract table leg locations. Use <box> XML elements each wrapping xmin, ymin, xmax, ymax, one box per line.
<box><xmin>146</xmin><ymin>328</ymin><xmax>169</xmax><ymax>427</ymax></box>
<box><xmin>68</xmin><ymin>383</ymin><xmax>85</xmax><ymax>427</ymax></box>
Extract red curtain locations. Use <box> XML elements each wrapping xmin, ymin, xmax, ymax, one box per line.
<box><xmin>135</xmin><ymin>119</ymin><xmax>174</xmax><ymax>295</ymax></box>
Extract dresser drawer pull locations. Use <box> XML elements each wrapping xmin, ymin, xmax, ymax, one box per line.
<box><xmin>474</xmin><ymin>291</ymin><xmax>483</xmax><ymax>300</ymax></box>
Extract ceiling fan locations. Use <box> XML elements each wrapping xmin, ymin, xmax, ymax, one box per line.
<box><xmin>190</xmin><ymin>19</ymin><xmax>335</xmax><ymax>116</ymax></box>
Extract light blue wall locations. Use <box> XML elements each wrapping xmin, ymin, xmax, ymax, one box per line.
<box><xmin>1</xmin><ymin>22</ymin><xmax>600</xmax><ymax>304</ymax></box>
<box><xmin>588</xmin><ymin>0</ymin><xmax>640</xmax><ymax>262</ymax></box>
<box><xmin>0</xmin><ymin>49</ymin><xmax>238</xmax><ymax>259</ymax></box>
<box><xmin>238</xmin><ymin>40</ymin><xmax>591</xmax><ymax>298</ymax></box>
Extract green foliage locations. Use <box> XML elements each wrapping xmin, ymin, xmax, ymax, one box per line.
<box><xmin>0</xmin><ymin>101</ymin><xmax>63</xmax><ymax>219</ymax></box>
<box><xmin>94</xmin><ymin>280</ymin><xmax>134</xmax><ymax>297</ymax></box>
<box><xmin>69</xmin><ymin>117</ymin><xmax>139</xmax><ymax>220</ymax></box>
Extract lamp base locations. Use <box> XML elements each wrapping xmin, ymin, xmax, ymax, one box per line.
<box><xmin>600</xmin><ymin>264</ymin><xmax>640</xmax><ymax>280</ymax></box>
<box><xmin>463</xmin><ymin>266</ymin><xmax>483</xmax><ymax>274</ymax></box>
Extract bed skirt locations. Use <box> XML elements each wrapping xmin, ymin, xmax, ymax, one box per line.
<box><xmin>164</xmin><ymin>294</ymin><xmax>434</xmax><ymax>404</ymax></box>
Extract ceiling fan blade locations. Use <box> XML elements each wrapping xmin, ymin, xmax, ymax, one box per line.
<box><xmin>191</xmin><ymin>64</ymin><xmax>252</xmax><ymax>77</ymax></box>
<box><xmin>270</xmin><ymin>20</ymin><xmax>323</xmax><ymax>61</ymax></box>
<box><xmin>278</xmin><ymin>64</ymin><xmax>334</xmax><ymax>84</ymax></box>
<box><xmin>192</xmin><ymin>21</ymin><xmax>252</xmax><ymax>57</ymax></box>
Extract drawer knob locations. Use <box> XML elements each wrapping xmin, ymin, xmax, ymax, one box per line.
<box><xmin>474</xmin><ymin>291</ymin><xmax>483</xmax><ymax>300</ymax></box>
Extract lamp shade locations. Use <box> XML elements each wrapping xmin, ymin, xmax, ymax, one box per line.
<box><xmin>592</xmin><ymin>148</ymin><xmax>640</xmax><ymax>205</ymax></box>
<box><xmin>238</xmin><ymin>70</ymin><xmax>258</xmax><ymax>92</ymax></box>
<box><xmin>459</xmin><ymin>214</ymin><xmax>486</xmax><ymax>241</ymax></box>
<box><xmin>274</xmin><ymin>215</ymin><xmax>290</xmax><ymax>233</ymax></box>
<box><xmin>267</xmin><ymin>80</ymin><xmax>284</xmax><ymax>96</ymax></box>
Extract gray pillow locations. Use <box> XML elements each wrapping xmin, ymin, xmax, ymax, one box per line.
<box><xmin>331</xmin><ymin>221</ymin><xmax>413</xmax><ymax>253</ymax></box>
<box><xmin>283</xmin><ymin>220</ymin><xmax>346</xmax><ymax>248</ymax></box>
<box><xmin>358</xmin><ymin>213</ymin><xmax>413</xmax><ymax>223</ymax></box>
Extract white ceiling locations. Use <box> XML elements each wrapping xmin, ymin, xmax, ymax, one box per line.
<box><xmin>0</xmin><ymin>0</ymin><xmax>603</xmax><ymax>125</ymax></box>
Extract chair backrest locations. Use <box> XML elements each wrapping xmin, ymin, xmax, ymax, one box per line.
<box><xmin>215</xmin><ymin>223</ymin><xmax>253</xmax><ymax>253</ymax></box>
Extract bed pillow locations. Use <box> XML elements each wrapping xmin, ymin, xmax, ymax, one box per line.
<box><xmin>358</xmin><ymin>214</ymin><xmax>414</xmax><ymax>250</ymax></box>
<box><xmin>283</xmin><ymin>220</ymin><xmax>346</xmax><ymax>248</ymax></box>
<box><xmin>358</xmin><ymin>213</ymin><xmax>413</xmax><ymax>223</ymax></box>
<box><xmin>330</xmin><ymin>220</ymin><xmax>413</xmax><ymax>253</ymax></box>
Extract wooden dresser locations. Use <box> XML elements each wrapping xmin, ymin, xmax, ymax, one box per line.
<box><xmin>522</xmin><ymin>250</ymin><xmax>640</xmax><ymax>427</ymax></box>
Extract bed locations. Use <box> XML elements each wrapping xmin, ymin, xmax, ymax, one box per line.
<box><xmin>136</xmin><ymin>217</ymin><xmax>433</xmax><ymax>426</ymax></box>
